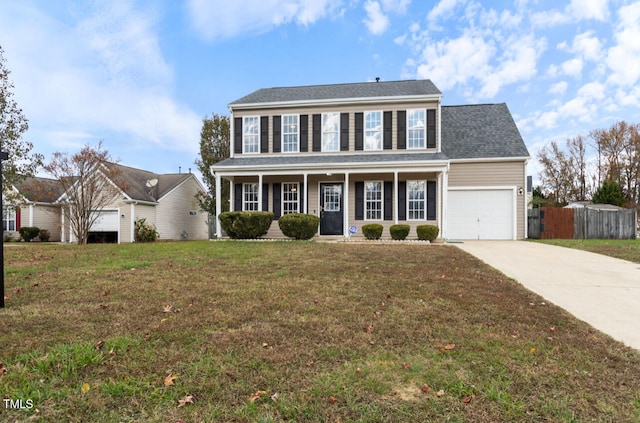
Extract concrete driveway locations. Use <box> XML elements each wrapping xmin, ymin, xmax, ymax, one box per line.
<box><xmin>456</xmin><ymin>241</ymin><xmax>640</xmax><ymax>350</ymax></box>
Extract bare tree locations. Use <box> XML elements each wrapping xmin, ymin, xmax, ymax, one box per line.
<box><xmin>43</xmin><ymin>142</ymin><xmax>126</xmax><ymax>244</ymax></box>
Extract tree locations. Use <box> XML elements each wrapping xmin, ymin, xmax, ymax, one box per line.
<box><xmin>194</xmin><ymin>114</ymin><xmax>230</xmax><ymax>215</ymax></box>
<box><xmin>592</xmin><ymin>179</ymin><xmax>625</xmax><ymax>207</ymax></box>
<box><xmin>43</xmin><ymin>142</ymin><xmax>126</xmax><ymax>245</ymax></box>
<box><xmin>0</xmin><ymin>45</ymin><xmax>43</xmax><ymax>199</ymax></box>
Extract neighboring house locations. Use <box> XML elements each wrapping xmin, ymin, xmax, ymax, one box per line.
<box><xmin>211</xmin><ymin>79</ymin><xmax>530</xmax><ymax>240</ymax></box>
<box><xmin>4</xmin><ymin>163</ymin><xmax>209</xmax><ymax>243</ymax></box>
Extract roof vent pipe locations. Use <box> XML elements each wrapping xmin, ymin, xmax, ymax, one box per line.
<box><xmin>179</xmin><ymin>166</ymin><xmax>181</xmax><ymax>174</ymax></box>
<box><xmin>375</xmin><ymin>77</ymin><xmax>380</xmax><ymax>82</ymax></box>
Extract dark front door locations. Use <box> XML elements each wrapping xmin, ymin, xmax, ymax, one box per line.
<box><xmin>320</xmin><ymin>183</ymin><xmax>343</xmax><ymax>235</ymax></box>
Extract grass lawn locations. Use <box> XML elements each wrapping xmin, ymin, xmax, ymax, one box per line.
<box><xmin>533</xmin><ymin>239</ymin><xmax>640</xmax><ymax>263</ymax></box>
<box><xmin>1</xmin><ymin>241</ymin><xmax>639</xmax><ymax>422</ymax></box>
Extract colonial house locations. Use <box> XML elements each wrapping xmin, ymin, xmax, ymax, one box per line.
<box><xmin>211</xmin><ymin>79</ymin><xmax>530</xmax><ymax>240</ymax></box>
<box><xmin>4</xmin><ymin>163</ymin><xmax>209</xmax><ymax>243</ymax></box>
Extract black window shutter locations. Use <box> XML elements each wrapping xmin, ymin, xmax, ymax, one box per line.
<box><xmin>234</xmin><ymin>183</ymin><xmax>242</xmax><ymax>211</ymax></box>
<box><xmin>398</xmin><ymin>181</ymin><xmax>406</xmax><ymax>220</ymax></box>
<box><xmin>262</xmin><ymin>183</ymin><xmax>269</xmax><ymax>212</ymax></box>
<box><xmin>355</xmin><ymin>112</ymin><xmax>363</xmax><ymax>151</ymax></box>
<box><xmin>355</xmin><ymin>182</ymin><xmax>364</xmax><ymax>221</ymax></box>
<box><xmin>312</xmin><ymin>114</ymin><xmax>321</xmax><ymax>152</ymax></box>
<box><xmin>300</xmin><ymin>115</ymin><xmax>308</xmax><ymax>152</ymax></box>
<box><xmin>299</xmin><ymin>183</ymin><xmax>305</xmax><ymax>212</ymax></box>
<box><xmin>384</xmin><ymin>181</ymin><xmax>393</xmax><ymax>221</ymax></box>
<box><xmin>273</xmin><ymin>115</ymin><xmax>281</xmax><ymax>153</ymax></box>
<box><xmin>383</xmin><ymin>111</ymin><xmax>392</xmax><ymax>150</ymax></box>
<box><xmin>260</xmin><ymin>116</ymin><xmax>269</xmax><ymax>153</ymax></box>
<box><xmin>397</xmin><ymin>111</ymin><xmax>406</xmax><ymax>150</ymax></box>
<box><xmin>234</xmin><ymin>117</ymin><xmax>243</xmax><ymax>154</ymax></box>
<box><xmin>427</xmin><ymin>181</ymin><xmax>436</xmax><ymax>220</ymax></box>
<box><xmin>340</xmin><ymin>112</ymin><xmax>349</xmax><ymax>151</ymax></box>
<box><xmin>273</xmin><ymin>183</ymin><xmax>281</xmax><ymax>219</ymax></box>
<box><xmin>427</xmin><ymin>109</ymin><xmax>436</xmax><ymax>149</ymax></box>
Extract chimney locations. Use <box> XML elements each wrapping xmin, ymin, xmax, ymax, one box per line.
<box><xmin>178</xmin><ymin>166</ymin><xmax>181</xmax><ymax>174</ymax></box>
<box><xmin>188</xmin><ymin>168</ymin><xmax>191</xmax><ymax>174</ymax></box>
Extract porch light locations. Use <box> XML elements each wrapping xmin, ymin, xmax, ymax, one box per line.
<box><xmin>291</xmin><ymin>186</ymin><xmax>297</xmax><ymax>193</ymax></box>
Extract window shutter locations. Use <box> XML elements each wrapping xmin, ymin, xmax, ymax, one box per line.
<box><xmin>427</xmin><ymin>181</ymin><xmax>436</xmax><ymax>220</ymax></box>
<box><xmin>340</xmin><ymin>112</ymin><xmax>349</xmax><ymax>151</ymax></box>
<box><xmin>355</xmin><ymin>182</ymin><xmax>364</xmax><ymax>221</ymax></box>
<box><xmin>262</xmin><ymin>183</ymin><xmax>269</xmax><ymax>212</ymax></box>
<box><xmin>299</xmin><ymin>182</ymin><xmax>305</xmax><ymax>212</ymax></box>
<box><xmin>234</xmin><ymin>117</ymin><xmax>243</xmax><ymax>154</ymax></box>
<box><xmin>273</xmin><ymin>115</ymin><xmax>281</xmax><ymax>153</ymax></box>
<box><xmin>355</xmin><ymin>112</ymin><xmax>363</xmax><ymax>151</ymax></box>
<box><xmin>260</xmin><ymin>116</ymin><xmax>269</xmax><ymax>153</ymax></box>
<box><xmin>273</xmin><ymin>183</ymin><xmax>281</xmax><ymax>219</ymax></box>
<box><xmin>427</xmin><ymin>109</ymin><xmax>436</xmax><ymax>149</ymax></box>
<box><xmin>383</xmin><ymin>111</ymin><xmax>392</xmax><ymax>150</ymax></box>
<box><xmin>300</xmin><ymin>115</ymin><xmax>308</xmax><ymax>152</ymax></box>
<box><xmin>397</xmin><ymin>111</ymin><xmax>406</xmax><ymax>150</ymax></box>
<box><xmin>312</xmin><ymin>114</ymin><xmax>321</xmax><ymax>152</ymax></box>
<box><xmin>234</xmin><ymin>183</ymin><xmax>242</xmax><ymax>211</ymax></box>
<box><xmin>384</xmin><ymin>181</ymin><xmax>393</xmax><ymax>220</ymax></box>
<box><xmin>398</xmin><ymin>181</ymin><xmax>406</xmax><ymax>220</ymax></box>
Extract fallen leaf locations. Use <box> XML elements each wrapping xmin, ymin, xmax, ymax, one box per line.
<box><xmin>444</xmin><ymin>343</ymin><xmax>456</xmax><ymax>350</ymax></box>
<box><xmin>160</xmin><ymin>318</ymin><xmax>169</xmax><ymax>323</ymax></box>
<box><xmin>270</xmin><ymin>392</ymin><xmax>279</xmax><ymax>402</ymax></box>
<box><xmin>365</xmin><ymin>325</ymin><xmax>374</xmax><ymax>333</ymax></box>
<box><xmin>4</xmin><ymin>295</ymin><xmax>9</xmax><ymax>301</ymax></box>
<box><xmin>108</xmin><ymin>348</ymin><xmax>115</xmax><ymax>356</ymax></box>
<box><xmin>530</xmin><ymin>348</ymin><xmax>536</xmax><ymax>354</ymax></box>
<box><xmin>549</xmin><ymin>326</ymin><xmax>556</xmax><ymax>332</ymax></box>
<box><xmin>94</xmin><ymin>341</ymin><xmax>104</xmax><ymax>350</ymax></box>
<box><xmin>328</xmin><ymin>396</ymin><xmax>337</xmax><ymax>404</ymax></box>
<box><xmin>421</xmin><ymin>384</ymin><xmax>430</xmax><ymax>393</ymax></box>
<box><xmin>14</xmin><ymin>288</ymin><xmax>23</xmax><ymax>294</ymax></box>
<box><xmin>436</xmin><ymin>390</ymin><xmax>445</xmax><ymax>397</ymax></box>
<box><xmin>81</xmin><ymin>383</ymin><xmax>91</xmax><ymax>393</ymax></box>
<box><xmin>0</xmin><ymin>362</ymin><xmax>7</xmax><ymax>376</ymax></box>
<box><xmin>401</xmin><ymin>362</ymin><xmax>411</xmax><ymax>369</ymax></box>
<box><xmin>248</xmin><ymin>390</ymin><xmax>267</xmax><ymax>403</ymax></box>
<box><xmin>103</xmin><ymin>291</ymin><xmax>109</xmax><ymax>296</ymax></box>
<box><xmin>164</xmin><ymin>374</ymin><xmax>177</xmax><ymax>387</ymax></box>
<box><xmin>177</xmin><ymin>395</ymin><xmax>194</xmax><ymax>407</ymax></box>
<box><xmin>463</xmin><ymin>396</ymin><xmax>472</xmax><ymax>403</ymax></box>
<box><xmin>163</xmin><ymin>305</ymin><xmax>173</xmax><ymax>313</ymax></box>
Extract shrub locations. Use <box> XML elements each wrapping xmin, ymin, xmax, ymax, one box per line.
<box><xmin>219</xmin><ymin>211</ymin><xmax>274</xmax><ymax>239</ymax></box>
<box><xmin>278</xmin><ymin>213</ymin><xmax>320</xmax><ymax>240</ymax></box>
<box><xmin>38</xmin><ymin>229</ymin><xmax>51</xmax><ymax>242</ymax></box>
<box><xmin>134</xmin><ymin>218</ymin><xmax>159</xmax><ymax>242</ymax></box>
<box><xmin>390</xmin><ymin>224</ymin><xmax>410</xmax><ymax>240</ymax></box>
<box><xmin>19</xmin><ymin>226</ymin><xmax>40</xmax><ymax>242</ymax></box>
<box><xmin>416</xmin><ymin>224</ymin><xmax>439</xmax><ymax>241</ymax></box>
<box><xmin>362</xmin><ymin>224</ymin><xmax>383</xmax><ymax>240</ymax></box>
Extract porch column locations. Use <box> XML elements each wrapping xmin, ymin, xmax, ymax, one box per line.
<box><xmin>61</xmin><ymin>207</ymin><xmax>65</xmax><ymax>243</ymax></box>
<box><xmin>130</xmin><ymin>203</ymin><xmax>136</xmax><ymax>242</ymax></box>
<box><xmin>344</xmin><ymin>172</ymin><xmax>349</xmax><ymax>237</ymax></box>
<box><xmin>441</xmin><ymin>168</ymin><xmax>449</xmax><ymax>239</ymax></box>
<box><xmin>437</xmin><ymin>172</ymin><xmax>443</xmax><ymax>232</ymax></box>
<box><xmin>303</xmin><ymin>173</ymin><xmax>308</xmax><ymax>214</ymax></box>
<box><xmin>28</xmin><ymin>204</ymin><xmax>34</xmax><ymax>226</ymax></box>
<box><xmin>394</xmin><ymin>171</ymin><xmax>399</xmax><ymax>224</ymax></box>
<box><xmin>215</xmin><ymin>173</ymin><xmax>222</xmax><ymax>238</ymax></box>
<box><xmin>258</xmin><ymin>174</ymin><xmax>263</xmax><ymax>211</ymax></box>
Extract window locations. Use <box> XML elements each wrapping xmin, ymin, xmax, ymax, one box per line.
<box><xmin>324</xmin><ymin>185</ymin><xmax>341</xmax><ymax>212</ymax></box>
<box><xmin>364</xmin><ymin>111</ymin><xmax>382</xmax><ymax>150</ymax></box>
<box><xmin>2</xmin><ymin>207</ymin><xmax>16</xmax><ymax>231</ymax></box>
<box><xmin>322</xmin><ymin>112</ymin><xmax>340</xmax><ymax>152</ymax></box>
<box><xmin>407</xmin><ymin>180</ymin><xmax>426</xmax><ymax>220</ymax></box>
<box><xmin>243</xmin><ymin>116</ymin><xmax>260</xmax><ymax>153</ymax></box>
<box><xmin>365</xmin><ymin>181</ymin><xmax>383</xmax><ymax>220</ymax></box>
<box><xmin>282</xmin><ymin>183</ymin><xmax>299</xmax><ymax>215</ymax></box>
<box><xmin>282</xmin><ymin>115</ymin><xmax>299</xmax><ymax>153</ymax></box>
<box><xmin>407</xmin><ymin>109</ymin><xmax>425</xmax><ymax>149</ymax></box>
<box><xmin>243</xmin><ymin>183</ymin><xmax>259</xmax><ymax>211</ymax></box>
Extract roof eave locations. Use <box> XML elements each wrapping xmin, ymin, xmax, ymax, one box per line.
<box><xmin>228</xmin><ymin>94</ymin><xmax>443</xmax><ymax>111</ymax></box>
<box><xmin>212</xmin><ymin>159</ymin><xmax>451</xmax><ymax>174</ymax></box>
<box><xmin>449</xmin><ymin>156</ymin><xmax>530</xmax><ymax>163</ymax></box>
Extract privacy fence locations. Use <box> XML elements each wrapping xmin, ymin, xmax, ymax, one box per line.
<box><xmin>528</xmin><ymin>207</ymin><xmax>637</xmax><ymax>239</ymax></box>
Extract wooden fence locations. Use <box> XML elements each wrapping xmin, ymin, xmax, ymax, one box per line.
<box><xmin>528</xmin><ymin>207</ymin><xmax>637</xmax><ymax>239</ymax></box>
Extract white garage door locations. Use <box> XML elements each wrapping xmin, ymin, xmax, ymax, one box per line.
<box><xmin>90</xmin><ymin>210</ymin><xmax>119</xmax><ymax>232</ymax></box>
<box><xmin>447</xmin><ymin>189</ymin><xmax>514</xmax><ymax>240</ymax></box>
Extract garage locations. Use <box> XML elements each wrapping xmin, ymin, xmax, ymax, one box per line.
<box><xmin>88</xmin><ymin>210</ymin><xmax>119</xmax><ymax>243</ymax></box>
<box><xmin>447</xmin><ymin>188</ymin><xmax>515</xmax><ymax>240</ymax></box>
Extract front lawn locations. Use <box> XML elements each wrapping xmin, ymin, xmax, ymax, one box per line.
<box><xmin>534</xmin><ymin>238</ymin><xmax>640</xmax><ymax>263</ymax></box>
<box><xmin>1</xmin><ymin>241</ymin><xmax>639</xmax><ymax>422</ymax></box>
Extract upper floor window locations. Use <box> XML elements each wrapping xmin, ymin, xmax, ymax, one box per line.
<box><xmin>365</xmin><ymin>181</ymin><xmax>383</xmax><ymax>220</ymax></box>
<box><xmin>407</xmin><ymin>109</ymin><xmax>425</xmax><ymax>149</ymax></box>
<box><xmin>2</xmin><ymin>206</ymin><xmax>16</xmax><ymax>231</ymax></box>
<box><xmin>243</xmin><ymin>183</ymin><xmax>259</xmax><ymax>211</ymax></box>
<box><xmin>282</xmin><ymin>115</ymin><xmax>299</xmax><ymax>153</ymax></box>
<box><xmin>407</xmin><ymin>180</ymin><xmax>426</xmax><ymax>220</ymax></box>
<box><xmin>243</xmin><ymin>116</ymin><xmax>260</xmax><ymax>153</ymax></box>
<box><xmin>282</xmin><ymin>183</ymin><xmax>299</xmax><ymax>214</ymax></box>
<box><xmin>322</xmin><ymin>112</ymin><xmax>340</xmax><ymax>152</ymax></box>
<box><xmin>364</xmin><ymin>111</ymin><xmax>382</xmax><ymax>151</ymax></box>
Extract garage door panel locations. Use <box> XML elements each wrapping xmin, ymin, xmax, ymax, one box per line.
<box><xmin>447</xmin><ymin>189</ymin><xmax>513</xmax><ymax>240</ymax></box>
<box><xmin>90</xmin><ymin>210</ymin><xmax>119</xmax><ymax>232</ymax></box>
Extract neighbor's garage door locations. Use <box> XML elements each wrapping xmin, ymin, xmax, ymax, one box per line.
<box><xmin>90</xmin><ymin>210</ymin><xmax>119</xmax><ymax>232</ymax></box>
<box><xmin>447</xmin><ymin>189</ymin><xmax>514</xmax><ymax>240</ymax></box>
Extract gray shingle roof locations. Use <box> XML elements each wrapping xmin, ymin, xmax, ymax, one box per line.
<box><xmin>441</xmin><ymin>103</ymin><xmax>529</xmax><ymax>160</ymax></box>
<box><xmin>229</xmin><ymin>79</ymin><xmax>442</xmax><ymax>106</ymax></box>
<box><xmin>105</xmin><ymin>163</ymin><xmax>194</xmax><ymax>202</ymax></box>
<box><xmin>14</xmin><ymin>176</ymin><xmax>65</xmax><ymax>203</ymax></box>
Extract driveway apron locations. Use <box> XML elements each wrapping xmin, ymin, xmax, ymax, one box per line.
<box><xmin>456</xmin><ymin>241</ymin><xmax>640</xmax><ymax>350</ymax></box>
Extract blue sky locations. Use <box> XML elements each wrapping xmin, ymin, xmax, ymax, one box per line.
<box><xmin>1</xmin><ymin>0</ymin><xmax>639</xmax><ymax>183</ymax></box>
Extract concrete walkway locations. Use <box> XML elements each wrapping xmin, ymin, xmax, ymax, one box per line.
<box><xmin>455</xmin><ymin>241</ymin><xmax>640</xmax><ymax>350</ymax></box>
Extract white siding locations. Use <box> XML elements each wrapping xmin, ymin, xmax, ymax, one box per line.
<box><xmin>156</xmin><ymin>176</ymin><xmax>208</xmax><ymax>240</ymax></box>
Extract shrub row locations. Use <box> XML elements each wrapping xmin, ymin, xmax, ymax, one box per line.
<box><xmin>278</xmin><ymin>213</ymin><xmax>319</xmax><ymax>240</ymax></box>
<box><xmin>362</xmin><ymin>224</ymin><xmax>439</xmax><ymax>241</ymax></box>
<box><xmin>16</xmin><ymin>227</ymin><xmax>51</xmax><ymax>242</ymax></box>
<box><xmin>219</xmin><ymin>211</ymin><xmax>274</xmax><ymax>239</ymax></box>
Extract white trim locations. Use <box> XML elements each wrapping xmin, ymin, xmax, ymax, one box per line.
<box><xmin>28</xmin><ymin>204</ymin><xmax>34</xmax><ymax>227</ymax></box>
<box><xmin>230</xmin><ymin>113</ymin><xmax>235</xmax><ymax>159</ymax></box>
<box><xmin>242</xmin><ymin>115</ymin><xmax>261</xmax><ymax>154</ymax></box>
<box><xmin>406</xmin><ymin>108</ymin><xmax>426</xmax><ymax>150</ymax></box>
<box><xmin>437</xmin><ymin>99</ymin><xmax>442</xmax><ymax>153</ymax></box>
<box><xmin>364</xmin><ymin>180</ymin><xmax>384</xmax><ymax>221</ymax></box>
<box><xmin>303</xmin><ymin>173</ymin><xmax>308</xmax><ymax>214</ymax></box>
<box><xmin>321</xmin><ymin>112</ymin><xmax>340</xmax><ymax>152</ymax></box>
<box><xmin>393</xmin><ymin>171</ymin><xmax>399</xmax><ymax>224</ymax></box>
<box><xmin>449</xmin><ymin>156</ymin><xmax>530</xmax><ymax>164</ymax></box>
<box><xmin>406</xmin><ymin>180</ymin><xmax>427</xmax><ymax>221</ymax></box>
<box><xmin>363</xmin><ymin>110</ymin><xmax>383</xmax><ymax>151</ymax></box>
<box><xmin>344</xmin><ymin>173</ymin><xmax>350</xmax><ymax>238</ymax></box>
<box><xmin>282</xmin><ymin>114</ymin><xmax>300</xmax><ymax>153</ymax></box>
<box><xmin>229</xmin><ymin>94</ymin><xmax>443</xmax><ymax>111</ymax></box>
<box><xmin>130</xmin><ymin>203</ymin><xmax>135</xmax><ymax>242</ymax></box>
<box><xmin>242</xmin><ymin>182</ymin><xmax>260</xmax><ymax>211</ymax></box>
<box><xmin>281</xmin><ymin>182</ymin><xmax>300</xmax><ymax>215</ymax></box>
<box><xmin>213</xmin><ymin>161</ymin><xmax>450</xmax><ymax>174</ymax></box>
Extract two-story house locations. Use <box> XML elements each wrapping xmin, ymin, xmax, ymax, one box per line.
<box><xmin>211</xmin><ymin>79</ymin><xmax>530</xmax><ymax>240</ymax></box>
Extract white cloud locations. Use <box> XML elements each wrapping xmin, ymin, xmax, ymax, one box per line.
<box><xmin>427</xmin><ymin>0</ymin><xmax>466</xmax><ymax>29</ymax></box>
<box><xmin>380</xmin><ymin>0</ymin><xmax>411</xmax><ymax>14</ymax></box>
<box><xmin>606</xmin><ymin>2</ymin><xmax>640</xmax><ymax>88</ymax></box>
<box><xmin>531</xmin><ymin>0</ymin><xmax>609</xmax><ymax>27</ymax></box>
<box><xmin>577</xmin><ymin>82</ymin><xmax>605</xmax><ymax>100</ymax></box>
<box><xmin>186</xmin><ymin>0</ymin><xmax>342</xmax><ymax>40</ymax></box>
<box><xmin>363</xmin><ymin>1</ymin><xmax>389</xmax><ymax>35</ymax></box>
<box><xmin>549</xmin><ymin>81</ymin><xmax>568</xmax><ymax>95</ymax></box>
<box><xmin>572</xmin><ymin>31</ymin><xmax>604</xmax><ymax>61</ymax></box>
<box><xmin>561</xmin><ymin>58</ymin><xmax>583</xmax><ymax>79</ymax></box>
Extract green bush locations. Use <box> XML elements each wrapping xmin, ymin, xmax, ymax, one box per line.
<box><xmin>362</xmin><ymin>224</ymin><xmax>383</xmax><ymax>240</ymax></box>
<box><xmin>38</xmin><ymin>229</ymin><xmax>51</xmax><ymax>242</ymax></box>
<box><xmin>278</xmin><ymin>213</ymin><xmax>319</xmax><ymax>240</ymax></box>
<box><xmin>416</xmin><ymin>225</ymin><xmax>439</xmax><ymax>241</ymax></box>
<box><xmin>390</xmin><ymin>224</ymin><xmax>410</xmax><ymax>240</ymax></box>
<box><xmin>219</xmin><ymin>211</ymin><xmax>274</xmax><ymax>239</ymax></box>
<box><xmin>134</xmin><ymin>218</ymin><xmax>159</xmax><ymax>242</ymax></box>
<box><xmin>19</xmin><ymin>226</ymin><xmax>40</xmax><ymax>242</ymax></box>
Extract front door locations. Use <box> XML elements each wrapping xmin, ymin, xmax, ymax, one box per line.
<box><xmin>320</xmin><ymin>183</ymin><xmax>343</xmax><ymax>235</ymax></box>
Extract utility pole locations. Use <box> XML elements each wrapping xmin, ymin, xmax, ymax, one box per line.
<box><xmin>1</xmin><ymin>150</ymin><xmax>8</xmax><ymax>308</ymax></box>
